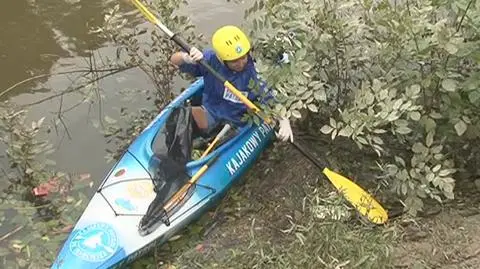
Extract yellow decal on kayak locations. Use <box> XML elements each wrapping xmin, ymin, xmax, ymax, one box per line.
<box><xmin>126</xmin><ymin>181</ymin><xmax>155</xmax><ymax>199</ymax></box>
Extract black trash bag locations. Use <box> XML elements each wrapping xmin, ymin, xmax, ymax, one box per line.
<box><xmin>139</xmin><ymin>105</ymin><xmax>194</xmax><ymax>235</ymax></box>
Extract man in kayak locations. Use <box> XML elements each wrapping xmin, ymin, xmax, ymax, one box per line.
<box><xmin>170</xmin><ymin>25</ymin><xmax>294</xmax><ymax>142</ymax></box>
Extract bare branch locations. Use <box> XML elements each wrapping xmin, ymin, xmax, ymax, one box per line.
<box><xmin>19</xmin><ymin>65</ymin><xmax>137</xmax><ymax>108</ymax></box>
<box><xmin>0</xmin><ymin>67</ymin><xmax>133</xmax><ymax>99</ymax></box>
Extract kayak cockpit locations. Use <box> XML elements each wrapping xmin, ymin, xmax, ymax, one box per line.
<box><xmin>137</xmin><ymin>84</ymin><xmax>244</xmax><ymax>235</ymax></box>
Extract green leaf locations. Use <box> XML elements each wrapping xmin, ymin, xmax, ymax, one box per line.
<box><xmin>432</xmin><ymin>164</ymin><xmax>441</xmax><ymax>173</ymax></box>
<box><xmin>423</xmin><ymin>117</ymin><xmax>436</xmax><ymax>132</ymax></box>
<box><xmin>401</xmin><ymin>183</ymin><xmax>408</xmax><ymax>196</ymax></box>
<box><xmin>357</xmin><ymin>136</ymin><xmax>368</xmax><ymax>145</ymax></box>
<box><xmin>307</xmin><ymin>104</ymin><xmax>318</xmax><ymax>112</ymax></box>
<box><xmin>409</xmin><ymin>111</ymin><xmax>421</xmax><ymax>121</ymax></box>
<box><xmin>444</xmin><ymin>42</ymin><xmax>458</xmax><ymax>55</ymax></box>
<box><xmin>374</xmin><ymin>129</ymin><xmax>387</xmax><ymax>134</ymax></box>
<box><xmin>430</xmin><ymin>112</ymin><xmax>442</xmax><ymax>119</ymax></box>
<box><xmin>396</xmin><ymin>126</ymin><xmax>411</xmax><ymax>134</ymax></box>
<box><xmin>387</xmin><ymin>112</ymin><xmax>400</xmax><ymax>121</ymax></box>
<box><xmin>320</xmin><ymin>125</ymin><xmax>333</xmax><ymax>134</ymax></box>
<box><xmin>365</xmin><ymin>91</ymin><xmax>374</xmax><ymax>105</ymax></box>
<box><xmin>329</xmin><ymin>117</ymin><xmax>336</xmax><ymax>128</ymax></box>
<box><xmin>412</xmin><ymin>142</ymin><xmax>426</xmax><ymax>154</ymax></box>
<box><xmin>372</xmin><ymin>136</ymin><xmax>383</xmax><ymax>145</ymax></box>
<box><xmin>395</xmin><ymin>156</ymin><xmax>406</xmax><ymax>167</ymax></box>
<box><xmin>407</xmin><ymin>85</ymin><xmax>421</xmax><ymax>97</ymax></box>
<box><xmin>441</xmin><ymin>79</ymin><xmax>457</xmax><ymax>92</ymax></box>
<box><xmin>439</xmin><ymin>169</ymin><xmax>456</xmax><ymax>177</ymax></box>
<box><xmin>301</xmin><ymin>90</ymin><xmax>313</xmax><ymax>100</ymax></box>
<box><xmin>454</xmin><ymin>120</ymin><xmax>467</xmax><ymax>136</ymax></box>
<box><xmin>393</xmin><ymin>99</ymin><xmax>403</xmax><ymax>110</ymax></box>
<box><xmin>292</xmin><ymin>110</ymin><xmax>302</xmax><ymax>118</ymax></box>
<box><xmin>468</xmin><ymin>90</ymin><xmax>480</xmax><ymax>104</ymax></box>
<box><xmin>314</xmin><ymin>89</ymin><xmax>327</xmax><ymax>101</ymax></box>
<box><xmin>405</xmin><ymin>196</ymin><xmax>424</xmax><ymax>216</ymax></box>
<box><xmin>444</xmin><ymin>190</ymin><xmax>454</xmax><ymax>200</ymax></box>
<box><xmin>331</xmin><ymin>129</ymin><xmax>338</xmax><ymax>140</ymax></box>
<box><xmin>379</xmin><ymin>89</ymin><xmax>388</xmax><ymax>100</ymax></box>
<box><xmin>372</xmin><ymin>79</ymin><xmax>382</xmax><ymax>92</ymax></box>
<box><xmin>443</xmin><ymin>177</ymin><xmax>455</xmax><ymax>184</ymax></box>
<box><xmin>426</xmin><ymin>131</ymin><xmax>434</xmax><ymax>147</ymax></box>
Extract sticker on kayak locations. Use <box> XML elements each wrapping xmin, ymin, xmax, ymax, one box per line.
<box><xmin>126</xmin><ymin>181</ymin><xmax>155</xmax><ymax>199</ymax></box>
<box><xmin>115</xmin><ymin>198</ymin><xmax>137</xmax><ymax>211</ymax></box>
<box><xmin>113</xmin><ymin>168</ymin><xmax>126</xmax><ymax>177</ymax></box>
<box><xmin>69</xmin><ymin>222</ymin><xmax>118</xmax><ymax>263</ymax></box>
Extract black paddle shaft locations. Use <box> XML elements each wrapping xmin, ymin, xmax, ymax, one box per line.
<box><xmin>289</xmin><ymin>141</ymin><xmax>327</xmax><ymax>170</ymax></box>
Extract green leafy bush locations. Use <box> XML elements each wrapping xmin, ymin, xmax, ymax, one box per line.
<box><xmin>245</xmin><ymin>0</ymin><xmax>480</xmax><ymax>215</ymax></box>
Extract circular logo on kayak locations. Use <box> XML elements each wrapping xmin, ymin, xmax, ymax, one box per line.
<box><xmin>69</xmin><ymin>222</ymin><xmax>118</xmax><ymax>263</ymax></box>
<box><xmin>127</xmin><ymin>181</ymin><xmax>155</xmax><ymax>199</ymax></box>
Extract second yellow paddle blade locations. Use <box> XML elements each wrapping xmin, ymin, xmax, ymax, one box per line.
<box><xmin>323</xmin><ymin>168</ymin><xmax>388</xmax><ymax>224</ymax></box>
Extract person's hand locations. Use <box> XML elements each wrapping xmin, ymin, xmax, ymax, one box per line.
<box><xmin>276</xmin><ymin>117</ymin><xmax>293</xmax><ymax>142</ymax></box>
<box><xmin>182</xmin><ymin>47</ymin><xmax>203</xmax><ymax>64</ymax></box>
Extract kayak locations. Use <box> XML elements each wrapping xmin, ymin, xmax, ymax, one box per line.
<box><xmin>50</xmin><ymin>78</ymin><xmax>275</xmax><ymax>268</ymax></box>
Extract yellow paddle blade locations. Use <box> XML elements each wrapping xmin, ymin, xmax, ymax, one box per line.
<box><xmin>131</xmin><ymin>0</ymin><xmax>159</xmax><ymax>24</ymax></box>
<box><xmin>322</xmin><ymin>167</ymin><xmax>388</xmax><ymax>224</ymax></box>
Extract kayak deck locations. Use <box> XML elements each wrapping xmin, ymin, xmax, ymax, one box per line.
<box><xmin>51</xmin><ymin>79</ymin><xmax>275</xmax><ymax>269</ymax></box>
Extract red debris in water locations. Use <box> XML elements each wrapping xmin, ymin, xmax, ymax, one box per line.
<box><xmin>32</xmin><ymin>173</ymin><xmax>91</xmax><ymax>197</ymax></box>
<box><xmin>32</xmin><ymin>177</ymin><xmax>60</xmax><ymax>197</ymax></box>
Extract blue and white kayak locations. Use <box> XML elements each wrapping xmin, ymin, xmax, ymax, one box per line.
<box><xmin>51</xmin><ymin>78</ymin><xmax>275</xmax><ymax>268</ymax></box>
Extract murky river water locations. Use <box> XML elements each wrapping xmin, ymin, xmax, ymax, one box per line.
<box><xmin>0</xmin><ymin>0</ymin><xmax>250</xmax><ymax>182</ymax></box>
<box><xmin>0</xmin><ymin>0</ymin><xmax>251</xmax><ymax>265</ymax></box>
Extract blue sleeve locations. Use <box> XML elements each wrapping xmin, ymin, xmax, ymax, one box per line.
<box><xmin>179</xmin><ymin>62</ymin><xmax>202</xmax><ymax>77</ymax></box>
<box><xmin>178</xmin><ymin>49</ymin><xmax>216</xmax><ymax>77</ymax></box>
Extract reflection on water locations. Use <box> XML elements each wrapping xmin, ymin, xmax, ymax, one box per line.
<box><xmin>0</xmin><ymin>0</ymin><xmax>117</xmax><ymax>96</ymax></box>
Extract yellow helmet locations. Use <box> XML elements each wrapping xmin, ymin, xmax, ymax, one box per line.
<box><xmin>212</xmin><ymin>25</ymin><xmax>251</xmax><ymax>61</ymax></box>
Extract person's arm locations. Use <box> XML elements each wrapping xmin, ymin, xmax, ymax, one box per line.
<box><xmin>170</xmin><ymin>47</ymin><xmax>205</xmax><ymax>77</ymax></box>
<box><xmin>170</xmin><ymin>51</ymin><xmax>188</xmax><ymax>66</ymax></box>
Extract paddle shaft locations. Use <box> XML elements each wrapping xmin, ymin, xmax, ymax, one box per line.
<box><xmin>164</xmin><ymin>153</ymin><xmax>220</xmax><ymax>211</ymax></box>
<box><xmin>290</xmin><ymin>140</ymin><xmax>327</xmax><ymax>171</ymax></box>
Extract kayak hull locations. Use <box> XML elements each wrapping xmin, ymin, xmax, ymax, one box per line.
<box><xmin>51</xmin><ymin>78</ymin><xmax>274</xmax><ymax>268</ymax></box>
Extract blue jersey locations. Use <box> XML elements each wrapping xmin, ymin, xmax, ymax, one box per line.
<box><xmin>179</xmin><ymin>49</ymin><xmax>273</xmax><ymax>126</ymax></box>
